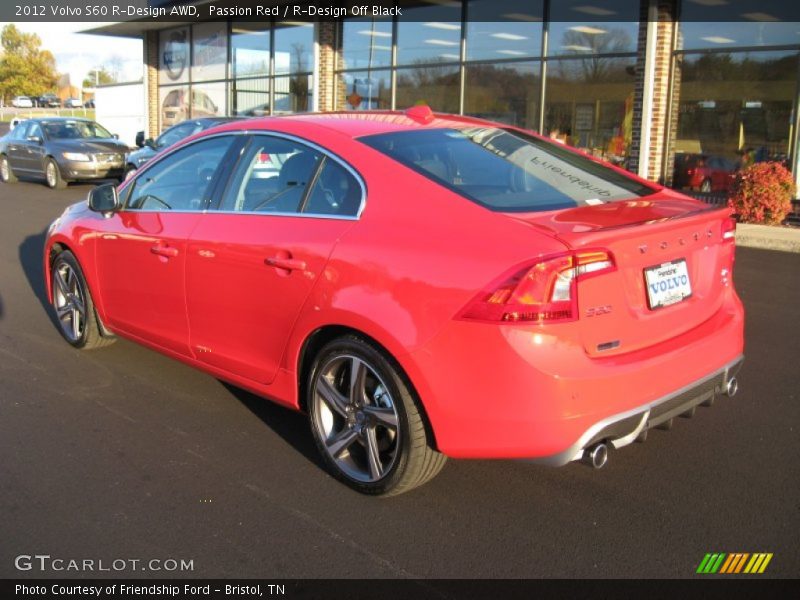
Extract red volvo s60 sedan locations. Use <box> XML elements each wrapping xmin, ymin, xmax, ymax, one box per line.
<box><xmin>43</xmin><ymin>108</ymin><xmax>744</xmax><ymax>495</ymax></box>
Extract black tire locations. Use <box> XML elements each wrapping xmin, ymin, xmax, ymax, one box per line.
<box><xmin>0</xmin><ymin>154</ymin><xmax>17</xmax><ymax>183</ymax></box>
<box><xmin>307</xmin><ymin>335</ymin><xmax>446</xmax><ymax>496</ymax></box>
<box><xmin>50</xmin><ymin>250</ymin><xmax>115</xmax><ymax>350</ymax></box>
<box><xmin>45</xmin><ymin>158</ymin><xmax>68</xmax><ymax>189</ymax></box>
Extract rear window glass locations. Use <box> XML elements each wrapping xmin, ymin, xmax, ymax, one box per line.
<box><xmin>359</xmin><ymin>127</ymin><xmax>653</xmax><ymax>212</ymax></box>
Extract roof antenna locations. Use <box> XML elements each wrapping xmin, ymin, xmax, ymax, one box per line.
<box><xmin>404</xmin><ymin>105</ymin><xmax>434</xmax><ymax>124</ymax></box>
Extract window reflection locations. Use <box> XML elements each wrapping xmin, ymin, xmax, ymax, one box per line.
<box><xmin>548</xmin><ymin>0</ymin><xmax>639</xmax><ymax>56</ymax></box>
<box><xmin>464</xmin><ymin>62</ymin><xmax>540</xmax><ymax>130</ymax></box>
<box><xmin>465</xmin><ymin>0</ymin><xmax>543</xmax><ymax>61</ymax></box>
<box><xmin>395</xmin><ymin>65</ymin><xmax>460</xmax><ymax>113</ymax></box>
<box><xmin>339</xmin><ymin>18</ymin><xmax>393</xmax><ymax>70</ymax></box>
<box><xmin>231</xmin><ymin>22</ymin><xmax>270</xmax><ymax>78</ymax></box>
<box><xmin>274</xmin><ymin>23</ymin><xmax>314</xmax><ymax>75</ymax></box>
<box><xmin>337</xmin><ymin>71</ymin><xmax>392</xmax><ymax>110</ymax></box>
<box><xmin>544</xmin><ymin>57</ymin><xmax>636</xmax><ymax>164</ymax></box>
<box><xmin>670</xmin><ymin>51</ymin><xmax>797</xmax><ymax>189</ymax></box>
<box><xmin>396</xmin><ymin>4</ymin><xmax>462</xmax><ymax>65</ymax></box>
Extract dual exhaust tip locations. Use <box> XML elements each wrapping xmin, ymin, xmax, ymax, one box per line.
<box><xmin>583</xmin><ymin>377</ymin><xmax>739</xmax><ymax>470</ymax></box>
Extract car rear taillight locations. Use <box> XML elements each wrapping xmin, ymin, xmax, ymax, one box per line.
<box><xmin>722</xmin><ymin>216</ymin><xmax>736</xmax><ymax>242</ymax></box>
<box><xmin>458</xmin><ymin>250</ymin><xmax>615</xmax><ymax>323</ymax></box>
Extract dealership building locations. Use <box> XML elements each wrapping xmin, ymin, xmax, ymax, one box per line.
<box><xmin>88</xmin><ymin>0</ymin><xmax>800</xmax><ymax>191</ymax></box>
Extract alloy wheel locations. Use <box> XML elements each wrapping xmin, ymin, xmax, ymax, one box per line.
<box><xmin>46</xmin><ymin>162</ymin><xmax>57</xmax><ymax>188</ymax></box>
<box><xmin>53</xmin><ymin>262</ymin><xmax>86</xmax><ymax>343</ymax></box>
<box><xmin>311</xmin><ymin>354</ymin><xmax>400</xmax><ymax>483</ymax></box>
<box><xmin>1</xmin><ymin>157</ymin><xmax>9</xmax><ymax>181</ymax></box>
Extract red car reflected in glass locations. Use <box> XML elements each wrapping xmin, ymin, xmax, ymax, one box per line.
<box><xmin>43</xmin><ymin>109</ymin><xmax>744</xmax><ymax>495</ymax></box>
<box><xmin>673</xmin><ymin>153</ymin><xmax>737</xmax><ymax>193</ymax></box>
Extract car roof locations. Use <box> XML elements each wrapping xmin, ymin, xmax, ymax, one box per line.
<box><xmin>235</xmin><ymin>109</ymin><xmax>502</xmax><ymax>139</ymax></box>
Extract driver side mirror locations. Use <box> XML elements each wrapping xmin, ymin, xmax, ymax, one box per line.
<box><xmin>144</xmin><ymin>137</ymin><xmax>156</xmax><ymax>149</ymax></box>
<box><xmin>88</xmin><ymin>183</ymin><xmax>119</xmax><ymax>215</ymax></box>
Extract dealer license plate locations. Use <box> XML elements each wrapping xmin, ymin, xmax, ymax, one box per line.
<box><xmin>644</xmin><ymin>259</ymin><xmax>692</xmax><ymax>309</ymax></box>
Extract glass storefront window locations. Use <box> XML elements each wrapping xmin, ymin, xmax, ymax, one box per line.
<box><xmin>231</xmin><ymin>78</ymin><xmax>270</xmax><ymax>116</ymax></box>
<box><xmin>464</xmin><ymin>62</ymin><xmax>540</xmax><ymax>130</ymax></box>
<box><xmin>231</xmin><ymin>22</ymin><xmax>270</xmax><ymax>78</ymax></box>
<box><xmin>274</xmin><ymin>23</ymin><xmax>314</xmax><ymax>75</ymax></box>
<box><xmin>678</xmin><ymin>22</ymin><xmax>800</xmax><ymax>51</ymax></box>
<box><xmin>159</xmin><ymin>27</ymin><xmax>189</xmax><ymax>85</ymax></box>
<box><xmin>337</xmin><ymin>71</ymin><xmax>392</xmax><ymax>110</ymax></box>
<box><xmin>670</xmin><ymin>51</ymin><xmax>797</xmax><ymax>189</ymax></box>
<box><xmin>548</xmin><ymin>0</ymin><xmax>639</xmax><ymax>56</ymax></box>
<box><xmin>159</xmin><ymin>85</ymin><xmax>190</xmax><ymax>129</ymax></box>
<box><xmin>192</xmin><ymin>22</ymin><xmax>227</xmax><ymax>81</ymax></box>
<box><xmin>544</xmin><ymin>56</ymin><xmax>636</xmax><ymax>164</ymax></box>
<box><xmin>395</xmin><ymin>65</ymin><xmax>460</xmax><ymax>113</ymax></box>
<box><xmin>273</xmin><ymin>74</ymin><xmax>314</xmax><ymax>114</ymax></box>
<box><xmin>190</xmin><ymin>82</ymin><xmax>226</xmax><ymax>118</ymax></box>
<box><xmin>396</xmin><ymin>4</ymin><xmax>462</xmax><ymax>65</ymax></box>
<box><xmin>678</xmin><ymin>0</ymin><xmax>800</xmax><ymax>50</ymax></box>
<box><xmin>339</xmin><ymin>18</ymin><xmax>393</xmax><ymax>70</ymax></box>
<box><xmin>466</xmin><ymin>0</ymin><xmax>543</xmax><ymax>61</ymax></box>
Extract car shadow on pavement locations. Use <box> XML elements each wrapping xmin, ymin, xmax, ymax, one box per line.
<box><xmin>219</xmin><ymin>381</ymin><xmax>324</xmax><ymax>468</ymax></box>
<box><xmin>19</xmin><ymin>228</ymin><xmax>59</xmax><ymax>330</ymax></box>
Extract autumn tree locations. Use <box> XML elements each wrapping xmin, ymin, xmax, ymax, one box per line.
<box><xmin>0</xmin><ymin>24</ymin><xmax>58</xmax><ymax>103</ymax></box>
<box><xmin>82</xmin><ymin>67</ymin><xmax>116</xmax><ymax>89</ymax></box>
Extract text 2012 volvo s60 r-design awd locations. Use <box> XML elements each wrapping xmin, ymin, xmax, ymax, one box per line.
<box><xmin>43</xmin><ymin>108</ymin><xmax>744</xmax><ymax>495</ymax></box>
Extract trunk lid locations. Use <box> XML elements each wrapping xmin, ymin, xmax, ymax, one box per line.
<box><xmin>509</xmin><ymin>194</ymin><xmax>735</xmax><ymax>357</ymax></box>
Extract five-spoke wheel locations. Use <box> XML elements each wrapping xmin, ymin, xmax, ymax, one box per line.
<box><xmin>308</xmin><ymin>335</ymin><xmax>446</xmax><ymax>496</ymax></box>
<box><xmin>50</xmin><ymin>251</ymin><xmax>114</xmax><ymax>349</ymax></box>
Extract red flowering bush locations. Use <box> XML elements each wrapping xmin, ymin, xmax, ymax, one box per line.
<box><xmin>728</xmin><ymin>162</ymin><xmax>796</xmax><ymax>225</ymax></box>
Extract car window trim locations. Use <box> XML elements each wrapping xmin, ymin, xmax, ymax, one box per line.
<box><xmin>120</xmin><ymin>130</ymin><xmax>366</xmax><ymax>220</ymax></box>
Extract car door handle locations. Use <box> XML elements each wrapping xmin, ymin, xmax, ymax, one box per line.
<box><xmin>265</xmin><ymin>256</ymin><xmax>306</xmax><ymax>271</ymax></box>
<box><xmin>150</xmin><ymin>244</ymin><xmax>179</xmax><ymax>258</ymax></box>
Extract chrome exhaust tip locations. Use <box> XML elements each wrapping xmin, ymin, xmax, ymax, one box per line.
<box><xmin>585</xmin><ymin>443</ymin><xmax>608</xmax><ymax>469</ymax></box>
<box><xmin>725</xmin><ymin>377</ymin><xmax>739</xmax><ymax>397</ymax></box>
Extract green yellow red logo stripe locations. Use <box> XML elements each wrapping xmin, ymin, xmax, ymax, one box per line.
<box><xmin>697</xmin><ymin>552</ymin><xmax>773</xmax><ymax>574</ymax></box>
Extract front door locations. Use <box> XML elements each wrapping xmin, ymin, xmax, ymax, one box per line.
<box><xmin>94</xmin><ymin>135</ymin><xmax>236</xmax><ymax>355</ymax></box>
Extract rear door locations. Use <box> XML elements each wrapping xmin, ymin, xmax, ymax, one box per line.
<box><xmin>5</xmin><ymin>122</ymin><xmax>29</xmax><ymax>172</ymax></box>
<box><xmin>94</xmin><ymin>135</ymin><xmax>237</xmax><ymax>355</ymax></box>
<box><xmin>20</xmin><ymin>122</ymin><xmax>46</xmax><ymax>174</ymax></box>
<box><xmin>185</xmin><ymin>133</ymin><xmax>362</xmax><ymax>383</ymax></box>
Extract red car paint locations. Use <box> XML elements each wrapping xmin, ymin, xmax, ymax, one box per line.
<box><xmin>44</xmin><ymin>111</ymin><xmax>744</xmax><ymax>462</ymax></box>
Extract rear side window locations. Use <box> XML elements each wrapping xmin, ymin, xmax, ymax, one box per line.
<box><xmin>360</xmin><ymin>127</ymin><xmax>653</xmax><ymax>213</ymax></box>
<box><xmin>217</xmin><ymin>135</ymin><xmax>362</xmax><ymax>217</ymax></box>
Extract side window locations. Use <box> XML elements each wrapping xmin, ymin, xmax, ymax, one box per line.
<box><xmin>27</xmin><ymin>123</ymin><xmax>43</xmax><ymax>139</ymax></box>
<box><xmin>126</xmin><ymin>136</ymin><xmax>234</xmax><ymax>211</ymax></box>
<box><xmin>218</xmin><ymin>135</ymin><xmax>322</xmax><ymax>214</ymax></box>
<box><xmin>10</xmin><ymin>122</ymin><xmax>29</xmax><ymax>140</ymax></box>
<box><xmin>303</xmin><ymin>159</ymin><xmax>362</xmax><ymax>217</ymax></box>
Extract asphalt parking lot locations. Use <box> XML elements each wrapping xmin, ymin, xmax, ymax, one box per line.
<box><xmin>0</xmin><ymin>153</ymin><xmax>798</xmax><ymax>579</ymax></box>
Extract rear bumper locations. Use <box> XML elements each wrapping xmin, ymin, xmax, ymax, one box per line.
<box><xmin>529</xmin><ymin>354</ymin><xmax>743</xmax><ymax>466</ymax></box>
<box><xmin>404</xmin><ymin>289</ymin><xmax>745</xmax><ymax>459</ymax></box>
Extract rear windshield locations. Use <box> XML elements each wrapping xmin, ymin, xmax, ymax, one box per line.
<box><xmin>359</xmin><ymin>127</ymin><xmax>653</xmax><ymax>212</ymax></box>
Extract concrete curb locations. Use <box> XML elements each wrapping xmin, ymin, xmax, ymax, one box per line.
<box><xmin>735</xmin><ymin>223</ymin><xmax>800</xmax><ymax>253</ymax></box>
